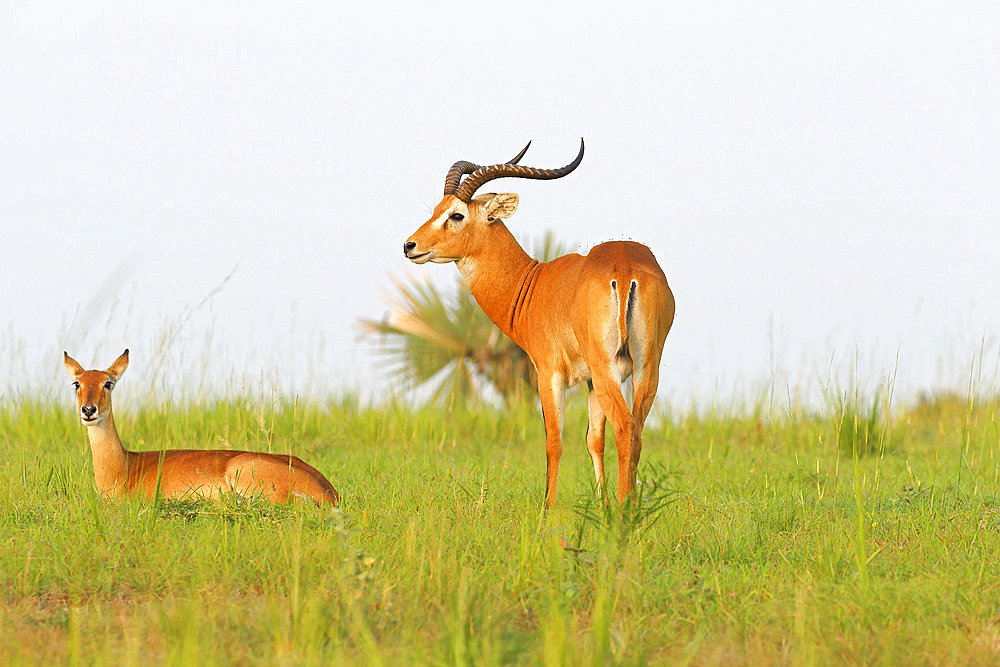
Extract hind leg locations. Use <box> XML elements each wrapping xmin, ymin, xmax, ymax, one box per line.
<box><xmin>226</xmin><ymin>455</ymin><xmax>295</xmax><ymax>502</ymax></box>
<box><xmin>588</xmin><ymin>364</ymin><xmax>636</xmax><ymax>503</ymax></box>
<box><xmin>586</xmin><ymin>382</ymin><xmax>608</xmax><ymax>498</ymax></box>
<box><xmin>626</xmin><ymin>302</ymin><xmax>669</xmax><ymax>488</ymax></box>
<box><xmin>630</xmin><ymin>364</ymin><xmax>660</xmax><ymax>475</ymax></box>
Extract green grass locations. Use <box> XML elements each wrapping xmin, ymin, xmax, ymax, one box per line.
<box><xmin>2</xmin><ymin>389</ymin><xmax>1000</xmax><ymax>664</ymax></box>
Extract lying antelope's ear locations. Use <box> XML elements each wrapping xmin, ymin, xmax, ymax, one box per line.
<box><xmin>64</xmin><ymin>352</ymin><xmax>85</xmax><ymax>379</ymax></box>
<box><xmin>484</xmin><ymin>193</ymin><xmax>519</xmax><ymax>222</ymax></box>
<box><xmin>106</xmin><ymin>349</ymin><xmax>130</xmax><ymax>382</ymax></box>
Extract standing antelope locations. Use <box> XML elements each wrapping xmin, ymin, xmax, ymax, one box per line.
<box><xmin>63</xmin><ymin>350</ymin><xmax>340</xmax><ymax>505</ymax></box>
<box><xmin>404</xmin><ymin>140</ymin><xmax>675</xmax><ymax>505</ymax></box>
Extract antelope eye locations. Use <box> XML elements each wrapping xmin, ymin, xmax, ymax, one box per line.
<box><xmin>104</xmin><ymin>381</ymin><xmax>114</xmax><ymax>390</ymax></box>
<box><xmin>449</xmin><ymin>213</ymin><xmax>464</xmax><ymax>222</ymax></box>
<box><xmin>72</xmin><ymin>381</ymin><xmax>80</xmax><ymax>390</ymax></box>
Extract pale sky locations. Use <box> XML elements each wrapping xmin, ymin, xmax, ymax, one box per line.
<box><xmin>3</xmin><ymin>1</ymin><xmax>999</xmax><ymax>409</ymax></box>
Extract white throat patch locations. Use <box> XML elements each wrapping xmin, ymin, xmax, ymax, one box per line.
<box><xmin>457</xmin><ymin>257</ymin><xmax>477</xmax><ymax>283</ymax></box>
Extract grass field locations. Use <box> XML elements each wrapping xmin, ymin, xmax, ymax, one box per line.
<box><xmin>2</xmin><ymin>383</ymin><xmax>1000</xmax><ymax>664</ymax></box>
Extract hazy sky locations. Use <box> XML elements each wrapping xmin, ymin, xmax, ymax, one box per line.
<box><xmin>3</xmin><ymin>1</ymin><xmax>999</xmax><ymax>408</ymax></box>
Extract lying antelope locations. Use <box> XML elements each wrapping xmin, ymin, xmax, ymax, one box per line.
<box><xmin>63</xmin><ymin>350</ymin><xmax>340</xmax><ymax>505</ymax></box>
<box><xmin>404</xmin><ymin>140</ymin><xmax>675</xmax><ymax>505</ymax></box>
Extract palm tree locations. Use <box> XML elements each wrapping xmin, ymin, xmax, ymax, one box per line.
<box><xmin>359</xmin><ymin>231</ymin><xmax>572</xmax><ymax>405</ymax></box>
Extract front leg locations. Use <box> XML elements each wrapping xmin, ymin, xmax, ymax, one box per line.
<box><xmin>537</xmin><ymin>371</ymin><xmax>567</xmax><ymax>507</ymax></box>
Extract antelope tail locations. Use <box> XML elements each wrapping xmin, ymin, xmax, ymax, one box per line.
<box><xmin>613</xmin><ymin>279</ymin><xmax>636</xmax><ymax>361</ymax></box>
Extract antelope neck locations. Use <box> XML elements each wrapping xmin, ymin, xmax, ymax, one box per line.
<box><xmin>85</xmin><ymin>411</ymin><xmax>129</xmax><ymax>493</ymax></box>
<box><xmin>457</xmin><ymin>226</ymin><xmax>539</xmax><ymax>346</ymax></box>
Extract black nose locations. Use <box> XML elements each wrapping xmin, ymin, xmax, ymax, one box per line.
<box><xmin>403</xmin><ymin>241</ymin><xmax>416</xmax><ymax>256</ymax></box>
<box><xmin>81</xmin><ymin>405</ymin><xmax>96</xmax><ymax>418</ymax></box>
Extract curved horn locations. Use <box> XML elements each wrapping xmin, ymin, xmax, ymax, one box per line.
<box><xmin>443</xmin><ymin>161</ymin><xmax>479</xmax><ymax>196</ymax></box>
<box><xmin>507</xmin><ymin>140</ymin><xmax>531</xmax><ymax>165</ymax></box>
<box><xmin>454</xmin><ymin>138</ymin><xmax>583</xmax><ymax>203</ymax></box>
<box><xmin>442</xmin><ymin>141</ymin><xmax>533</xmax><ymax>196</ymax></box>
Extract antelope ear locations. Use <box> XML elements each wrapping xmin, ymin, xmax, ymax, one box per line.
<box><xmin>64</xmin><ymin>352</ymin><xmax>85</xmax><ymax>379</ymax></box>
<box><xmin>106</xmin><ymin>349</ymin><xmax>130</xmax><ymax>382</ymax></box>
<box><xmin>484</xmin><ymin>193</ymin><xmax>519</xmax><ymax>222</ymax></box>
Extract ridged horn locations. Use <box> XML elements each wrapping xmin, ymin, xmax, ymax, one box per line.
<box><xmin>454</xmin><ymin>138</ymin><xmax>584</xmax><ymax>203</ymax></box>
<box><xmin>442</xmin><ymin>141</ymin><xmax>533</xmax><ymax>196</ymax></box>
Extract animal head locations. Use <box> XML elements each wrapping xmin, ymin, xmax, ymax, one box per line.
<box><xmin>63</xmin><ymin>350</ymin><xmax>129</xmax><ymax>425</ymax></box>
<box><xmin>402</xmin><ymin>192</ymin><xmax>521</xmax><ymax>265</ymax></box>
<box><xmin>404</xmin><ymin>140</ymin><xmax>583</xmax><ymax>265</ymax></box>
